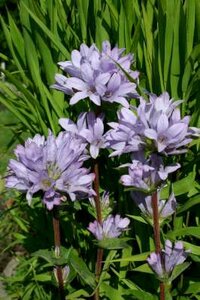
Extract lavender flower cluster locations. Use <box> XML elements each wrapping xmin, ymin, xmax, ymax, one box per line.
<box><xmin>52</xmin><ymin>41</ymin><xmax>139</xmax><ymax>107</ymax></box>
<box><xmin>6</xmin><ymin>40</ymin><xmax>199</xmax><ymax>283</ymax></box>
<box><xmin>147</xmin><ymin>240</ymin><xmax>190</xmax><ymax>281</ymax></box>
<box><xmin>6</xmin><ymin>131</ymin><xmax>95</xmax><ymax>210</ymax></box>
<box><xmin>88</xmin><ymin>192</ymin><xmax>130</xmax><ymax>240</ymax></box>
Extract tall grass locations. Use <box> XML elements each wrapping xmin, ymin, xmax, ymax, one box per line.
<box><xmin>1</xmin><ymin>0</ymin><xmax>200</xmax><ymax>136</ymax></box>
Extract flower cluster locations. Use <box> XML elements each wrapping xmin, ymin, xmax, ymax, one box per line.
<box><xmin>88</xmin><ymin>191</ymin><xmax>129</xmax><ymax>240</ymax></box>
<box><xmin>120</xmin><ymin>153</ymin><xmax>180</xmax><ymax>192</ymax></box>
<box><xmin>105</xmin><ymin>92</ymin><xmax>200</xmax><ymax>156</ymax></box>
<box><xmin>6</xmin><ymin>131</ymin><xmax>95</xmax><ymax>210</ymax></box>
<box><xmin>52</xmin><ymin>41</ymin><xmax>139</xmax><ymax>107</ymax></box>
<box><xmin>147</xmin><ymin>240</ymin><xmax>189</xmax><ymax>281</ymax></box>
<box><xmin>89</xmin><ymin>191</ymin><xmax>112</xmax><ymax>219</ymax></box>
<box><xmin>131</xmin><ymin>191</ymin><xmax>176</xmax><ymax>220</ymax></box>
<box><xmin>59</xmin><ymin>111</ymin><xmax>106</xmax><ymax>159</ymax></box>
<box><xmin>88</xmin><ymin>214</ymin><xmax>130</xmax><ymax>240</ymax></box>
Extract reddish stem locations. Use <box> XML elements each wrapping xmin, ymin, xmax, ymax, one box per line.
<box><xmin>52</xmin><ymin>207</ymin><xmax>65</xmax><ymax>300</ymax></box>
<box><xmin>93</xmin><ymin>160</ymin><xmax>103</xmax><ymax>300</ymax></box>
<box><xmin>160</xmin><ymin>282</ymin><xmax>165</xmax><ymax>300</ymax></box>
<box><xmin>93</xmin><ymin>161</ymin><xmax>102</xmax><ymax>224</ymax></box>
<box><xmin>151</xmin><ymin>191</ymin><xmax>165</xmax><ymax>300</ymax></box>
<box><xmin>151</xmin><ymin>191</ymin><xmax>161</xmax><ymax>254</ymax></box>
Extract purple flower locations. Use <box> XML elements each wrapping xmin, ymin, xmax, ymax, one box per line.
<box><xmin>105</xmin><ymin>107</ymin><xmax>143</xmax><ymax>156</ymax></box>
<box><xmin>89</xmin><ymin>191</ymin><xmax>110</xmax><ymax>209</ymax></box>
<box><xmin>131</xmin><ymin>191</ymin><xmax>177</xmax><ymax>220</ymax></box>
<box><xmin>120</xmin><ymin>153</ymin><xmax>180</xmax><ymax>191</ymax></box>
<box><xmin>54</xmin><ymin>265</ymin><xmax>70</xmax><ymax>284</ymax></box>
<box><xmin>106</xmin><ymin>92</ymin><xmax>200</xmax><ymax>156</ymax></box>
<box><xmin>147</xmin><ymin>240</ymin><xmax>189</xmax><ymax>280</ymax></box>
<box><xmin>59</xmin><ymin>112</ymin><xmax>106</xmax><ymax>159</ymax></box>
<box><xmin>138</xmin><ymin>93</ymin><xmax>200</xmax><ymax>154</ymax></box>
<box><xmin>6</xmin><ymin>131</ymin><xmax>95</xmax><ymax>210</ymax></box>
<box><xmin>89</xmin><ymin>191</ymin><xmax>112</xmax><ymax>219</ymax></box>
<box><xmin>88</xmin><ymin>215</ymin><xmax>130</xmax><ymax>240</ymax></box>
<box><xmin>52</xmin><ymin>41</ymin><xmax>139</xmax><ymax>107</ymax></box>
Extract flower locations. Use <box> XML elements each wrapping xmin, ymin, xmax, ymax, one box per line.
<box><xmin>52</xmin><ymin>41</ymin><xmax>139</xmax><ymax>107</ymax></box>
<box><xmin>6</xmin><ymin>131</ymin><xmax>95</xmax><ymax>210</ymax></box>
<box><xmin>88</xmin><ymin>214</ymin><xmax>130</xmax><ymax>240</ymax></box>
<box><xmin>106</xmin><ymin>92</ymin><xmax>200</xmax><ymax>156</ymax></box>
<box><xmin>54</xmin><ymin>265</ymin><xmax>70</xmax><ymax>284</ymax></box>
<box><xmin>147</xmin><ymin>240</ymin><xmax>189</xmax><ymax>280</ymax></box>
<box><xmin>120</xmin><ymin>153</ymin><xmax>180</xmax><ymax>191</ymax></box>
<box><xmin>105</xmin><ymin>107</ymin><xmax>143</xmax><ymax>156</ymax></box>
<box><xmin>131</xmin><ymin>191</ymin><xmax>177</xmax><ymax>219</ymax></box>
<box><xmin>89</xmin><ymin>191</ymin><xmax>112</xmax><ymax>219</ymax></box>
<box><xmin>59</xmin><ymin>111</ymin><xmax>106</xmax><ymax>159</ymax></box>
<box><xmin>89</xmin><ymin>191</ymin><xmax>110</xmax><ymax>209</ymax></box>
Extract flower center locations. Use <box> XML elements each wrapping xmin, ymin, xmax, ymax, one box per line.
<box><xmin>42</xmin><ymin>179</ymin><xmax>52</xmax><ymax>189</ymax></box>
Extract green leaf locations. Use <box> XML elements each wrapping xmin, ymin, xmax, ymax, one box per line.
<box><xmin>97</xmin><ymin>237</ymin><xmax>131</xmax><ymax>250</ymax></box>
<box><xmin>177</xmin><ymin>194</ymin><xmax>200</xmax><ymax>214</ymax></box>
<box><xmin>122</xmin><ymin>289</ymin><xmax>158</xmax><ymax>300</ymax></box>
<box><xmin>67</xmin><ymin>289</ymin><xmax>90</xmax><ymax>300</ymax></box>
<box><xmin>69</xmin><ymin>249</ymin><xmax>96</xmax><ymax>289</ymax></box>
<box><xmin>160</xmin><ymin>171</ymin><xmax>196</xmax><ymax>199</ymax></box>
<box><xmin>100</xmin><ymin>282</ymin><xmax>124</xmax><ymax>300</ymax></box>
<box><xmin>169</xmin><ymin>262</ymin><xmax>191</xmax><ymax>282</ymax></box>
<box><xmin>34</xmin><ymin>274</ymin><xmax>52</xmax><ymax>282</ymax></box>
<box><xmin>32</xmin><ymin>247</ymin><xmax>71</xmax><ymax>266</ymax></box>
<box><xmin>21</xmin><ymin>1</ymin><xmax>69</xmax><ymax>58</ymax></box>
<box><xmin>132</xmin><ymin>263</ymin><xmax>153</xmax><ymax>274</ymax></box>
<box><xmin>109</xmin><ymin>252</ymin><xmax>149</xmax><ymax>263</ymax></box>
<box><xmin>183</xmin><ymin>241</ymin><xmax>200</xmax><ymax>256</ymax></box>
<box><xmin>167</xmin><ymin>227</ymin><xmax>200</xmax><ymax>240</ymax></box>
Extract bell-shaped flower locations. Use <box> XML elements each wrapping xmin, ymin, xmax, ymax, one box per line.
<box><xmin>52</xmin><ymin>41</ymin><xmax>139</xmax><ymax>107</ymax></box>
<box><xmin>106</xmin><ymin>92</ymin><xmax>200</xmax><ymax>156</ymax></box>
<box><xmin>6</xmin><ymin>131</ymin><xmax>95</xmax><ymax>210</ymax></box>
<box><xmin>59</xmin><ymin>112</ymin><xmax>106</xmax><ymax>159</ymax></box>
<box><xmin>131</xmin><ymin>191</ymin><xmax>177</xmax><ymax>220</ymax></box>
<box><xmin>89</xmin><ymin>191</ymin><xmax>112</xmax><ymax>219</ymax></box>
<box><xmin>120</xmin><ymin>153</ymin><xmax>180</xmax><ymax>192</ymax></box>
<box><xmin>88</xmin><ymin>214</ymin><xmax>130</xmax><ymax>240</ymax></box>
<box><xmin>147</xmin><ymin>240</ymin><xmax>189</xmax><ymax>280</ymax></box>
<box><xmin>139</xmin><ymin>92</ymin><xmax>200</xmax><ymax>154</ymax></box>
<box><xmin>105</xmin><ymin>107</ymin><xmax>143</xmax><ymax>156</ymax></box>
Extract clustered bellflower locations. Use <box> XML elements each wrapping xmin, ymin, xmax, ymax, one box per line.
<box><xmin>147</xmin><ymin>240</ymin><xmax>189</xmax><ymax>281</ymax></box>
<box><xmin>120</xmin><ymin>152</ymin><xmax>180</xmax><ymax>192</ymax></box>
<box><xmin>131</xmin><ymin>191</ymin><xmax>177</xmax><ymax>220</ymax></box>
<box><xmin>88</xmin><ymin>214</ymin><xmax>130</xmax><ymax>240</ymax></box>
<box><xmin>88</xmin><ymin>192</ymin><xmax>130</xmax><ymax>240</ymax></box>
<box><xmin>105</xmin><ymin>92</ymin><xmax>200</xmax><ymax>156</ymax></box>
<box><xmin>6</xmin><ymin>131</ymin><xmax>95</xmax><ymax>210</ymax></box>
<box><xmin>52</xmin><ymin>41</ymin><xmax>139</xmax><ymax>107</ymax></box>
<box><xmin>59</xmin><ymin>111</ymin><xmax>106</xmax><ymax>159</ymax></box>
<box><xmin>105</xmin><ymin>92</ymin><xmax>199</xmax><ymax>221</ymax></box>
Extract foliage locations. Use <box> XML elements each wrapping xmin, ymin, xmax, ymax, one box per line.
<box><xmin>0</xmin><ymin>0</ymin><xmax>200</xmax><ymax>299</ymax></box>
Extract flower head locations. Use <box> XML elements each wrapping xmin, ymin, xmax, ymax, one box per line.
<box><xmin>106</xmin><ymin>92</ymin><xmax>200</xmax><ymax>156</ymax></box>
<box><xmin>105</xmin><ymin>107</ymin><xmax>143</xmax><ymax>156</ymax></box>
<box><xmin>89</xmin><ymin>191</ymin><xmax>112</xmax><ymax>219</ymax></box>
<box><xmin>59</xmin><ymin>111</ymin><xmax>106</xmax><ymax>159</ymax></box>
<box><xmin>52</xmin><ymin>41</ymin><xmax>139</xmax><ymax>107</ymax></box>
<box><xmin>54</xmin><ymin>265</ymin><xmax>70</xmax><ymax>284</ymax></box>
<box><xmin>120</xmin><ymin>153</ymin><xmax>180</xmax><ymax>191</ymax></box>
<box><xmin>147</xmin><ymin>240</ymin><xmax>189</xmax><ymax>280</ymax></box>
<box><xmin>132</xmin><ymin>191</ymin><xmax>177</xmax><ymax>220</ymax></box>
<box><xmin>88</xmin><ymin>214</ymin><xmax>130</xmax><ymax>240</ymax></box>
<box><xmin>6</xmin><ymin>131</ymin><xmax>95</xmax><ymax>210</ymax></box>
